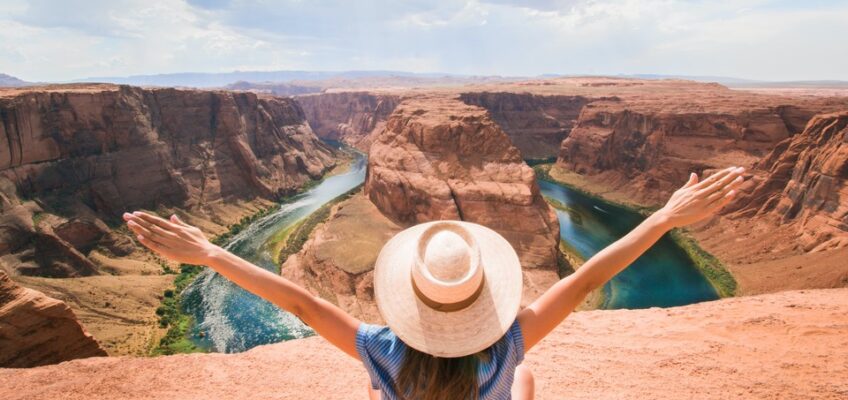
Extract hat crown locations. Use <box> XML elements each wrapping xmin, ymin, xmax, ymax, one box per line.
<box><xmin>423</xmin><ymin>231</ymin><xmax>471</xmax><ymax>281</ymax></box>
<box><xmin>412</xmin><ymin>221</ymin><xmax>483</xmax><ymax>308</ymax></box>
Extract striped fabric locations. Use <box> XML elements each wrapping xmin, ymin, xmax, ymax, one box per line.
<box><xmin>356</xmin><ymin>320</ymin><xmax>525</xmax><ymax>400</ymax></box>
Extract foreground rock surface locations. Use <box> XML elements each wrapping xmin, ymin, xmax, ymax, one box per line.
<box><xmin>2</xmin><ymin>288</ymin><xmax>845</xmax><ymax>399</ymax></box>
<box><xmin>0</xmin><ymin>271</ymin><xmax>106</xmax><ymax>367</ymax></box>
<box><xmin>365</xmin><ymin>95</ymin><xmax>563</xmax><ymax>302</ymax></box>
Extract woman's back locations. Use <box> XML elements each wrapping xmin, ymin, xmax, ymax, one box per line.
<box><xmin>357</xmin><ymin>319</ymin><xmax>525</xmax><ymax>399</ymax></box>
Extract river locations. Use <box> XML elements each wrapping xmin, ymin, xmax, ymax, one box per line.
<box><xmin>538</xmin><ymin>179</ymin><xmax>718</xmax><ymax>309</ymax></box>
<box><xmin>183</xmin><ymin>154</ymin><xmax>716</xmax><ymax>353</ymax></box>
<box><xmin>181</xmin><ymin>153</ymin><xmax>367</xmax><ymax>353</ymax></box>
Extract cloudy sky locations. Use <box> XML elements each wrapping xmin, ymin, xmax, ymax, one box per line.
<box><xmin>1</xmin><ymin>0</ymin><xmax>846</xmax><ymax>82</ymax></box>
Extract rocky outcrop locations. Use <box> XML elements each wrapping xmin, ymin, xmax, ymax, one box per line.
<box><xmin>0</xmin><ymin>84</ymin><xmax>336</xmax><ymax>277</ymax></box>
<box><xmin>296</xmin><ymin>92</ymin><xmax>400</xmax><ymax>151</ymax></box>
<box><xmin>0</xmin><ymin>270</ymin><xmax>106</xmax><ymax>367</ymax></box>
<box><xmin>459</xmin><ymin>92</ymin><xmax>590</xmax><ymax>159</ymax></box>
<box><xmin>2</xmin><ymin>288</ymin><xmax>846</xmax><ymax>399</ymax></box>
<box><xmin>281</xmin><ymin>193</ymin><xmax>402</xmax><ymax>323</ymax></box>
<box><xmin>557</xmin><ymin>101</ymin><xmax>823</xmax><ymax>205</ymax></box>
<box><xmin>727</xmin><ymin>112</ymin><xmax>848</xmax><ymax>252</ymax></box>
<box><xmin>365</xmin><ymin>96</ymin><xmax>562</xmax><ymax>301</ymax></box>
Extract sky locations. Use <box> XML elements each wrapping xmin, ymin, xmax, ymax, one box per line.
<box><xmin>1</xmin><ymin>0</ymin><xmax>846</xmax><ymax>82</ymax></box>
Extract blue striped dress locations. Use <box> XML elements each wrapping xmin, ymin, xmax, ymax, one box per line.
<box><xmin>355</xmin><ymin>320</ymin><xmax>525</xmax><ymax>399</ymax></box>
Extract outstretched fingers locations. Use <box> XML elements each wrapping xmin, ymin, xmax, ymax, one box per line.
<box><xmin>707</xmin><ymin>175</ymin><xmax>744</xmax><ymax>203</ymax></box>
<box><xmin>697</xmin><ymin>167</ymin><xmax>744</xmax><ymax>197</ymax></box>
<box><xmin>683</xmin><ymin>172</ymin><xmax>699</xmax><ymax>188</ymax></box>
<box><xmin>692</xmin><ymin>166</ymin><xmax>734</xmax><ymax>191</ymax></box>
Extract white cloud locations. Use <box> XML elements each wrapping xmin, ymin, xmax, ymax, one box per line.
<box><xmin>0</xmin><ymin>0</ymin><xmax>846</xmax><ymax>81</ymax></box>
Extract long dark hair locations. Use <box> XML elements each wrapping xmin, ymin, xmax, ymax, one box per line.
<box><xmin>394</xmin><ymin>346</ymin><xmax>489</xmax><ymax>400</ymax></box>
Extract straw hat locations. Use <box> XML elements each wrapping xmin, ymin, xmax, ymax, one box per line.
<box><xmin>374</xmin><ymin>220</ymin><xmax>523</xmax><ymax>358</ymax></box>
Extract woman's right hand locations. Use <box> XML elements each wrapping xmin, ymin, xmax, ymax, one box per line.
<box><xmin>123</xmin><ymin>211</ymin><xmax>220</xmax><ymax>265</ymax></box>
<box><xmin>654</xmin><ymin>166</ymin><xmax>746</xmax><ymax>229</ymax></box>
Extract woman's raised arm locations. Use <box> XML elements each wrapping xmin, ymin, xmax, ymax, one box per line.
<box><xmin>123</xmin><ymin>211</ymin><xmax>362</xmax><ymax>358</ymax></box>
<box><xmin>518</xmin><ymin>166</ymin><xmax>746</xmax><ymax>352</ymax></box>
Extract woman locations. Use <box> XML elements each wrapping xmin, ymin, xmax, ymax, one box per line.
<box><xmin>124</xmin><ymin>166</ymin><xmax>745</xmax><ymax>399</ymax></box>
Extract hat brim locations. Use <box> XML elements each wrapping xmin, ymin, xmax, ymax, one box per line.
<box><xmin>374</xmin><ymin>221</ymin><xmax>523</xmax><ymax>358</ymax></box>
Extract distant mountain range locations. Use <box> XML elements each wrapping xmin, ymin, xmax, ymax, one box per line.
<box><xmin>0</xmin><ymin>73</ymin><xmax>33</xmax><ymax>87</ymax></box>
<box><xmin>73</xmin><ymin>70</ymin><xmax>515</xmax><ymax>88</ymax></box>
<box><xmin>3</xmin><ymin>70</ymin><xmax>847</xmax><ymax>90</ymax></box>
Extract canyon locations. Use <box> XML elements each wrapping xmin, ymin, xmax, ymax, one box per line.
<box><xmin>0</xmin><ymin>84</ymin><xmax>337</xmax><ymax>361</ymax></box>
<box><xmin>1</xmin><ymin>76</ymin><xmax>846</xmax><ymax>400</ymax></box>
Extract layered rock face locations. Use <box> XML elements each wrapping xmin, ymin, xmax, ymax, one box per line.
<box><xmin>2</xmin><ymin>288</ymin><xmax>846</xmax><ymax>399</ymax></box>
<box><xmin>296</xmin><ymin>92</ymin><xmax>400</xmax><ymax>151</ymax></box>
<box><xmin>0</xmin><ymin>270</ymin><xmax>106</xmax><ymax>367</ymax></box>
<box><xmin>364</xmin><ymin>96</ymin><xmax>562</xmax><ymax>301</ymax></box>
<box><xmin>728</xmin><ymin>112</ymin><xmax>848</xmax><ymax>252</ymax></box>
<box><xmin>0</xmin><ymin>84</ymin><xmax>335</xmax><ymax>277</ymax></box>
<box><xmin>459</xmin><ymin>92</ymin><xmax>590</xmax><ymax>159</ymax></box>
<box><xmin>557</xmin><ymin>100</ymin><xmax>821</xmax><ymax>205</ymax></box>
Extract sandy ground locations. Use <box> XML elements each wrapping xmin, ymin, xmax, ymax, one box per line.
<box><xmin>1</xmin><ymin>288</ymin><xmax>845</xmax><ymax>400</ymax></box>
<box><xmin>14</xmin><ymin>274</ymin><xmax>174</xmax><ymax>356</ymax></box>
<box><xmin>7</xmin><ymin>197</ymin><xmax>280</xmax><ymax>357</ymax></box>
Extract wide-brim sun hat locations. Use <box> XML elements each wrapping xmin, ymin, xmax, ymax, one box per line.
<box><xmin>374</xmin><ymin>220</ymin><xmax>523</xmax><ymax>358</ymax></box>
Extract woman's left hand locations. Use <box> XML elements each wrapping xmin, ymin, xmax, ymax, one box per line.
<box><xmin>655</xmin><ymin>166</ymin><xmax>746</xmax><ymax>229</ymax></box>
<box><xmin>123</xmin><ymin>211</ymin><xmax>219</xmax><ymax>265</ymax></box>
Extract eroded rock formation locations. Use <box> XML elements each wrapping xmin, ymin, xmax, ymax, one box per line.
<box><xmin>2</xmin><ymin>288</ymin><xmax>845</xmax><ymax>399</ymax></box>
<box><xmin>281</xmin><ymin>193</ymin><xmax>402</xmax><ymax>322</ymax></box>
<box><xmin>0</xmin><ymin>84</ymin><xmax>336</xmax><ymax>277</ymax></box>
<box><xmin>296</xmin><ymin>92</ymin><xmax>400</xmax><ymax>151</ymax></box>
<box><xmin>459</xmin><ymin>92</ymin><xmax>590</xmax><ymax>159</ymax></box>
<box><xmin>365</xmin><ymin>95</ymin><xmax>562</xmax><ymax>302</ymax></box>
<box><xmin>729</xmin><ymin>112</ymin><xmax>848</xmax><ymax>252</ymax></box>
<box><xmin>557</xmin><ymin>101</ymin><xmax>823</xmax><ymax>205</ymax></box>
<box><xmin>0</xmin><ymin>84</ymin><xmax>337</xmax><ymax>357</ymax></box>
<box><xmin>0</xmin><ymin>270</ymin><xmax>106</xmax><ymax>367</ymax></box>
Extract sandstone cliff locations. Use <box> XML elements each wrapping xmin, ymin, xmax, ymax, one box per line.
<box><xmin>0</xmin><ymin>84</ymin><xmax>335</xmax><ymax>278</ymax></box>
<box><xmin>690</xmin><ymin>112</ymin><xmax>848</xmax><ymax>294</ymax></box>
<box><xmin>547</xmin><ymin>78</ymin><xmax>848</xmax><ymax>206</ymax></box>
<box><xmin>459</xmin><ymin>92</ymin><xmax>590</xmax><ymax>159</ymax></box>
<box><xmin>729</xmin><ymin>112</ymin><xmax>848</xmax><ymax>252</ymax></box>
<box><xmin>364</xmin><ymin>95</ymin><xmax>562</xmax><ymax>302</ymax></box>
<box><xmin>296</xmin><ymin>92</ymin><xmax>400</xmax><ymax>151</ymax></box>
<box><xmin>0</xmin><ymin>84</ymin><xmax>337</xmax><ymax>356</ymax></box>
<box><xmin>2</xmin><ymin>288</ymin><xmax>844</xmax><ymax>399</ymax></box>
<box><xmin>557</xmin><ymin>100</ymin><xmax>821</xmax><ymax>205</ymax></box>
<box><xmin>0</xmin><ymin>270</ymin><xmax>106</xmax><ymax>367</ymax></box>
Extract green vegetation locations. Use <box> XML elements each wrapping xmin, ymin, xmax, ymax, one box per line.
<box><xmin>212</xmin><ymin>204</ymin><xmax>277</xmax><ymax>246</ymax></box>
<box><xmin>31</xmin><ymin>211</ymin><xmax>47</xmax><ymax>226</ymax></box>
<box><xmin>151</xmin><ymin>263</ymin><xmax>205</xmax><ymax>355</ymax></box>
<box><xmin>669</xmin><ymin>229</ymin><xmax>737</xmax><ymax>298</ymax></box>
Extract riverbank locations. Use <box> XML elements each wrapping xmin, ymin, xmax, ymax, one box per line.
<box><xmin>151</xmin><ymin>153</ymin><xmax>362</xmax><ymax>355</ymax></box>
<box><xmin>266</xmin><ymin>184</ymin><xmax>362</xmax><ymax>266</ymax></box>
<box><xmin>534</xmin><ymin>163</ymin><xmax>737</xmax><ymax>299</ymax></box>
<box><xmin>151</xmin><ymin>203</ymin><xmax>282</xmax><ymax>355</ymax></box>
